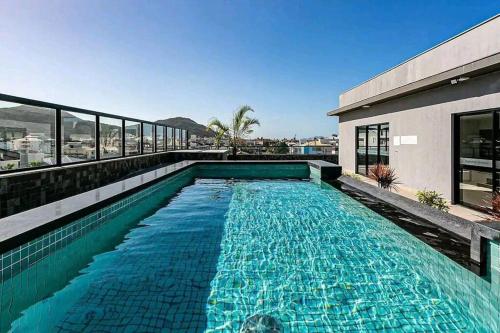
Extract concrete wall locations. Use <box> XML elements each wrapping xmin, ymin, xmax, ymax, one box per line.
<box><xmin>338</xmin><ymin>70</ymin><xmax>500</xmax><ymax>200</ymax></box>
<box><xmin>340</xmin><ymin>15</ymin><xmax>500</xmax><ymax>107</ymax></box>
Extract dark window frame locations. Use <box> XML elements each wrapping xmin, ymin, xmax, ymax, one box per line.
<box><xmin>124</xmin><ymin>120</ymin><xmax>141</xmax><ymax>157</ymax></box>
<box><xmin>99</xmin><ymin>116</ymin><xmax>124</xmax><ymax>161</ymax></box>
<box><xmin>452</xmin><ymin>108</ymin><xmax>500</xmax><ymax>208</ymax></box>
<box><xmin>355</xmin><ymin>122</ymin><xmax>389</xmax><ymax>176</ymax></box>
<box><xmin>60</xmin><ymin>110</ymin><xmax>98</xmax><ymax>165</ymax></box>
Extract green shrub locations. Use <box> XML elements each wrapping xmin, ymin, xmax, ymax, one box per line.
<box><xmin>416</xmin><ymin>189</ymin><xmax>449</xmax><ymax>212</ymax></box>
<box><xmin>0</xmin><ymin>163</ymin><xmax>15</xmax><ymax>170</ymax></box>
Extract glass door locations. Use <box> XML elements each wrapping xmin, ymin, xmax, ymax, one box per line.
<box><xmin>356</xmin><ymin>127</ymin><xmax>367</xmax><ymax>174</ymax></box>
<box><xmin>458</xmin><ymin>112</ymin><xmax>493</xmax><ymax>209</ymax></box>
<box><xmin>355</xmin><ymin>123</ymin><xmax>389</xmax><ymax>175</ymax></box>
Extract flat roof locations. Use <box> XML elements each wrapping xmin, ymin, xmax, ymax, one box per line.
<box><xmin>328</xmin><ymin>14</ymin><xmax>500</xmax><ymax>116</ymax></box>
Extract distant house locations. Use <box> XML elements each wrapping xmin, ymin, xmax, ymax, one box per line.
<box><xmin>289</xmin><ymin>138</ymin><xmax>336</xmax><ymax>155</ymax></box>
<box><xmin>0</xmin><ymin>148</ymin><xmax>20</xmax><ymax>170</ymax></box>
<box><xmin>0</xmin><ymin>126</ymin><xmax>27</xmax><ymax>142</ymax></box>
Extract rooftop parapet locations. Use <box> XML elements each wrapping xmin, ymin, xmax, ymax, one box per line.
<box><xmin>329</xmin><ymin>14</ymin><xmax>500</xmax><ymax>116</ymax></box>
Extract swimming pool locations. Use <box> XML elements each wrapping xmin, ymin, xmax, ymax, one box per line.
<box><xmin>0</xmin><ymin>164</ymin><xmax>498</xmax><ymax>332</ymax></box>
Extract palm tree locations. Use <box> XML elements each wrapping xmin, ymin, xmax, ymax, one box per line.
<box><xmin>207</xmin><ymin>119</ymin><xmax>229</xmax><ymax>150</ymax></box>
<box><xmin>207</xmin><ymin>105</ymin><xmax>260</xmax><ymax>155</ymax></box>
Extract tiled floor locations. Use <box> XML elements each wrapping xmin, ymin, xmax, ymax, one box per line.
<box><xmin>342</xmin><ymin>171</ymin><xmax>489</xmax><ymax>222</ymax></box>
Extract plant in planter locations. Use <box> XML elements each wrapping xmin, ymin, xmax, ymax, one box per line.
<box><xmin>416</xmin><ymin>189</ymin><xmax>449</xmax><ymax>212</ymax></box>
<box><xmin>368</xmin><ymin>163</ymin><xmax>399</xmax><ymax>191</ymax></box>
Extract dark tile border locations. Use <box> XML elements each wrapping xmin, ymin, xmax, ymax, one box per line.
<box><xmin>0</xmin><ymin>161</ymin><xmax>196</xmax><ymax>253</ymax></box>
<box><xmin>0</xmin><ymin>150</ymin><xmax>228</xmax><ymax>218</ymax></box>
<box><xmin>0</xmin><ymin>160</ymin><xmax>333</xmax><ymax>254</ymax></box>
<box><xmin>332</xmin><ymin>180</ymin><xmax>475</xmax><ymax>272</ymax></box>
<box><xmin>336</xmin><ymin>175</ymin><xmax>500</xmax><ymax>275</ymax></box>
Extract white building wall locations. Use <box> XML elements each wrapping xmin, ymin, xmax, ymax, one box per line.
<box><xmin>339</xmin><ymin>70</ymin><xmax>500</xmax><ymax>200</ymax></box>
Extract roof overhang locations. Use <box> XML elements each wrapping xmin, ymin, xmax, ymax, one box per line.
<box><xmin>327</xmin><ymin>52</ymin><xmax>500</xmax><ymax>116</ymax></box>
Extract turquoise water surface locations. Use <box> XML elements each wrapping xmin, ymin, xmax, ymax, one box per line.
<box><xmin>1</xmin><ymin>176</ymin><xmax>498</xmax><ymax>332</ymax></box>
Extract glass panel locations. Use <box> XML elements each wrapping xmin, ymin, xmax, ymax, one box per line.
<box><xmin>356</xmin><ymin>126</ymin><xmax>367</xmax><ymax>175</ymax></box>
<box><xmin>142</xmin><ymin>123</ymin><xmax>154</xmax><ymax>154</ymax></box>
<box><xmin>460</xmin><ymin>113</ymin><xmax>492</xmax><ymax>161</ymax></box>
<box><xmin>99</xmin><ymin>117</ymin><xmax>122</xmax><ymax>159</ymax></box>
<box><xmin>167</xmin><ymin>127</ymin><xmax>174</xmax><ymax>150</ymax></box>
<box><xmin>460</xmin><ymin>168</ymin><xmax>492</xmax><ymax>209</ymax></box>
<box><xmin>379</xmin><ymin>123</ymin><xmax>389</xmax><ymax>165</ymax></box>
<box><xmin>367</xmin><ymin>125</ymin><xmax>379</xmax><ymax>171</ymax></box>
<box><xmin>357</xmin><ymin>126</ymin><xmax>366</xmax><ymax>148</ymax></box>
<box><xmin>459</xmin><ymin>113</ymin><xmax>493</xmax><ymax>208</ymax></box>
<box><xmin>175</xmin><ymin>128</ymin><xmax>181</xmax><ymax>149</ymax></box>
<box><xmin>0</xmin><ymin>101</ymin><xmax>56</xmax><ymax>171</ymax></box>
<box><xmin>61</xmin><ymin>111</ymin><xmax>96</xmax><ymax>163</ymax></box>
<box><xmin>125</xmin><ymin>121</ymin><xmax>141</xmax><ymax>156</ymax></box>
<box><xmin>182</xmin><ymin>129</ymin><xmax>187</xmax><ymax>149</ymax></box>
<box><xmin>156</xmin><ymin>125</ymin><xmax>165</xmax><ymax>152</ymax></box>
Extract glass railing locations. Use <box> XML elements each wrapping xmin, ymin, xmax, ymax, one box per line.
<box><xmin>0</xmin><ymin>93</ymin><xmax>189</xmax><ymax>173</ymax></box>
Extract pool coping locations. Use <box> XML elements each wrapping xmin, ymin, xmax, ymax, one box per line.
<box><xmin>0</xmin><ymin>160</ymin><xmax>340</xmax><ymax>253</ymax></box>
<box><xmin>337</xmin><ymin>175</ymin><xmax>500</xmax><ymax>275</ymax></box>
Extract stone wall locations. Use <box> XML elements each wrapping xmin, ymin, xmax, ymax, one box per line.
<box><xmin>1</xmin><ymin>150</ymin><xmax>331</xmax><ymax>218</ymax></box>
<box><xmin>227</xmin><ymin>154</ymin><xmax>339</xmax><ymax>164</ymax></box>
<box><xmin>0</xmin><ymin>151</ymin><xmax>226</xmax><ymax>218</ymax></box>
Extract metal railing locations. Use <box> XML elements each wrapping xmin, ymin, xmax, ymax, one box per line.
<box><xmin>0</xmin><ymin>93</ymin><xmax>189</xmax><ymax>174</ymax></box>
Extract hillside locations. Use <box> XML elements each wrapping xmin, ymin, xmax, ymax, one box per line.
<box><xmin>156</xmin><ymin>117</ymin><xmax>215</xmax><ymax>137</ymax></box>
<box><xmin>0</xmin><ymin>106</ymin><xmax>215</xmax><ymax>138</ymax></box>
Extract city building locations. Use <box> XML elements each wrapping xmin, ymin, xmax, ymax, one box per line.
<box><xmin>289</xmin><ymin>137</ymin><xmax>338</xmax><ymax>155</ymax></box>
<box><xmin>328</xmin><ymin>14</ymin><xmax>500</xmax><ymax>210</ymax></box>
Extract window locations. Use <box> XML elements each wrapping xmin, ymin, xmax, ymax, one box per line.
<box><xmin>125</xmin><ymin>121</ymin><xmax>141</xmax><ymax>156</ymax></box>
<box><xmin>156</xmin><ymin>125</ymin><xmax>165</xmax><ymax>152</ymax></box>
<box><xmin>61</xmin><ymin>111</ymin><xmax>96</xmax><ymax>163</ymax></box>
<box><xmin>356</xmin><ymin>123</ymin><xmax>389</xmax><ymax>175</ymax></box>
<box><xmin>367</xmin><ymin>125</ymin><xmax>378</xmax><ymax>172</ymax></box>
<box><xmin>99</xmin><ymin>117</ymin><xmax>122</xmax><ymax>159</ymax></box>
<box><xmin>379</xmin><ymin>123</ymin><xmax>389</xmax><ymax>165</ymax></box>
<box><xmin>167</xmin><ymin>127</ymin><xmax>174</xmax><ymax>150</ymax></box>
<box><xmin>143</xmin><ymin>123</ymin><xmax>154</xmax><ymax>153</ymax></box>
<box><xmin>0</xmin><ymin>101</ymin><xmax>56</xmax><ymax>171</ymax></box>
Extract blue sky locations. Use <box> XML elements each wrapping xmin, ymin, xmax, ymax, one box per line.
<box><xmin>0</xmin><ymin>1</ymin><xmax>498</xmax><ymax>138</ymax></box>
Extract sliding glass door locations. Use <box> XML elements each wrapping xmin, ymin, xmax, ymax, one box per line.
<box><xmin>356</xmin><ymin>127</ymin><xmax>367</xmax><ymax>174</ymax></box>
<box><xmin>457</xmin><ymin>111</ymin><xmax>496</xmax><ymax>209</ymax></box>
<box><xmin>356</xmin><ymin>123</ymin><xmax>389</xmax><ymax>175</ymax></box>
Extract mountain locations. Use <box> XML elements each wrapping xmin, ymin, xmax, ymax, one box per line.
<box><xmin>0</xmin><ymin>105</ymin><xmax>97</xmax><ymax>138</ymax></box>
<box><xmin>156</xmin><ymin>117</ymin><xmax>215</xmax><ymax>137</ymax></box>
<box><xmin>0</xmin><ymin>106</ymin><xmax>214</xmax><ymax>138</ymax></box>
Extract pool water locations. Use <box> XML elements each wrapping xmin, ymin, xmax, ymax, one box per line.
<box><xmin>1</xmin><ymin>178</ymin><xmax>499</xmax><ymax>332</ymax></box>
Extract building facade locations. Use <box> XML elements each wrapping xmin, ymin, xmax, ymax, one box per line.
<box><xmin>328</xmin><ymin>15</ymin><xmax>500</xmax><ymax>210</ymax></box>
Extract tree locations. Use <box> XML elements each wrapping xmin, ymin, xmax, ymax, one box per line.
<box><xmin>207</xmin><ymin>120</ymin><xmax>229</xmax><ymax>150</ymax></box>
<box><xmin>207</xmin><ymin>106</ymin><xmax>260</xmax><ymax>155</ymax></box>
<box><xmin>0</xmin><ymin>163</ymin><xmax>15</xmax><ymax>170</ymax></box>
<box><xmin>272</xmin><ymin>141</ymin><xmax>289</xmax><ymax>154</ymax></box>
